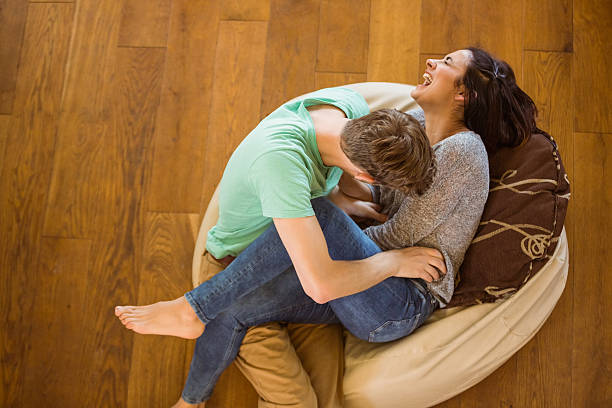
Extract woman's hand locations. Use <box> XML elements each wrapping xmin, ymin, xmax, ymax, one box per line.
<box><xmin>328</xmin><ymin>187</ymin><xmax>388</xmax><ymax>223</ymax></box>
<box><xmin>390</xmin><ymin>247</ymin><xmax>447</xmax><ymax>282</ymax></box>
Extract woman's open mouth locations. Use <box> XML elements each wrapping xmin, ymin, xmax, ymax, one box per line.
<box><xmin>421</xmin><ymin>72</ymin><xmax>433</xmax><ymax>86</ymax></box>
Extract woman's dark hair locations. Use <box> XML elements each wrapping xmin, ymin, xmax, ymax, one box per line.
<box><xmin>459</xmin><ymin>47</ymin><xmax>540</xmax><ymax>155</ymax></box>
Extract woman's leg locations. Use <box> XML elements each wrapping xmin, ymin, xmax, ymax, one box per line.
<box><xmin>181</xmin><ymin>267</ymin><xmax>339</xmax><ymax>404</ymax></box>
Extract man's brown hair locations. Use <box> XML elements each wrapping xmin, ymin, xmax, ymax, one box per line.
<box><xmin>340</xmin><ymin>108</ymin><xmax>435</xmax><ymax>195</ymax></box>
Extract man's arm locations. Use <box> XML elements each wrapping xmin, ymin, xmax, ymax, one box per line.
<box><xmin>273</xmin><ymin>216</ymin><xmax>446</xmax><ymax>304</ymax></box>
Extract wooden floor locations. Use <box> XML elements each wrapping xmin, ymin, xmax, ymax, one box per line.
<box><xmin>0</xmin><ymin>0</ymin><xmax>610</xmax><ymax>406</ymax></box>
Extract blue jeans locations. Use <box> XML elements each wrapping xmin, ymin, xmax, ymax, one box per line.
<box><xmin>182</xmin><ymin>197</ymin><xmax>437</xmax><ymax>403</ymax></box>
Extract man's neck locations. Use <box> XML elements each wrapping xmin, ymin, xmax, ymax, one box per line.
<box><xmin>308</xmin><ymin>106</ymin><xmax>352</xmax><ymax>169</ymax></box>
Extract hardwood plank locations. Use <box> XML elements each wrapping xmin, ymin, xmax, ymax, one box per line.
<box><xmin>126</xmin><ymin>212</ymin><xmax>199</xmax><ymax>407</ymax></box>
<box><xmin>573</xmin><ymin>0</ymin><xmax>612</xmax><ymax>133</ymax></box>
<box><xmin>117</xmin><ymin>0</ymin><xmax>171</xmax><ymax>48</ymax></box>
<box><xmin>523</xmin><ymin>52</ymin><xmax>573</xmax><ymax>170</ymax></box>
<box><xmin>420</xmin><ymin>0</ymin><xmax>471</xmax><ymax>54</ymax></box>
<box><xmin>69</xmin><ymin>47</ymin><xmax>165</xmax><ymax>407</ymax></box>
<box><xmin>147</xmin><ymin>0</ymin><xmax>220</xmax><ymax>213</ymax></box>
<box><xmin>316</xmin><ymin>0</ymin><xmax>369</xmax><ymax>73</ymax></box>
<box><xmin>220</xmin><ymin>0</ymin><xmax>271</xmax><ymax>21</ymax></box>
<box><xmin>0</xmin><ymin>114</ymin><xmax>9</xmax><ymax>170</ymax></box>
<box><xmin>367</xmin><ymin>0</ymin><xmax>420</xmax><ymax>84</ymax></box>
<box><xmin>199</xmin><ymin>21</ymin><xmax>267</xmax><ymax>212</ymax></box>
<box><xmin>471</xmin><ymin>0</ymin><xmax>524</xmax><ymax>85</ymax></box>
<box><xmin>315</xmin><ymin>72</ymin><xmax>367</xmax><ymax>90</ymax></box>
<box><xmin>0</xmin><ymin>0</ymin><xmax>28</xmax><ymax>113</ymax></box>
<box><xmin>259</xmin><ymin>0</ymin><xmax>320</xmax><ymax>118</ymax></box>
<box><xmin>572</xmin><ymin>132</ymin><xmax>612</xmax><ymax>407</ymax></box>
<box><xmin>436</xmin><ymin>356</ymin><xmax>519</xmax><ymax>407</ymax></box>
<box><xmin>43</xmin><ymin>0</ymin><xmax>125</xmax><ymax>238</ymax></box>
<box><xmin>0</xmin><ymin>3</ymin><xmax>74</xmax><ymax>406</ymax></box>
<box><xmin>524</xmin><ymin>0</ymin><xmax>572</xmax><ymax>52</ymax></box>
<box><xmin>21</xmin><ymin>238</ymin><xmax>91</xmax><ymax>407</ymax></box>
<box><xmin>516</xmin><ymin>51</ymin><xmax>574</xmax><ymax>407</ymax></box>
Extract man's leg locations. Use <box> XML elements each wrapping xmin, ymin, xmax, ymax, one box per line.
<box><xmin>197</xmin><ymin>252</ymin><xmax>318</xmax><ymax>408</ymax></box>
<box><xmin>235</xmin><ymin>324</ymin><xmax>318</xmax><ymax>408</ymax></box>
<box><xmin>288</xmin><ymin>324</ymin><xmax>344</xmax><ymax>408</ymax></box>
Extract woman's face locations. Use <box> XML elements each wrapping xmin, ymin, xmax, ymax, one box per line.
<box><xmin>410</xmin><ymin>49</ymin><xmax>472</xmax><ymax>108</ymax></box>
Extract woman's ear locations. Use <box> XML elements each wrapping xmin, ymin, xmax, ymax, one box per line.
<box><xmin>454</xmin><ymin>84</ymin><xmax>466</xmax><ymax>102</ymax></box>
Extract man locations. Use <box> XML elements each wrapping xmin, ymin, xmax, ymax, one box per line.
<box><xmin>116</xmin><ymin>86</ymin><xmax>446</xmax><ymax>407</ymax></box>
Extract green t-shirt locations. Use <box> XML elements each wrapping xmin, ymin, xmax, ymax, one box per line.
<box><xmin>206</xmin><ymin>86</ymin><xmax>370</xmax><ymax>258</ymax></box>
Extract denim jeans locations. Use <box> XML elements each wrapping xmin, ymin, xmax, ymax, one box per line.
<box><xmin>182</xmin><ymin>197</ymin><xmax>437</xmax><ymax>403</ymax></box>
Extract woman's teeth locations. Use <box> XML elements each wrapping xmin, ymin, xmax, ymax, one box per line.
<box><xmin>422</xmin><ymin>72</ymin><xmax>433</xmax><ymax>86</ymax></box>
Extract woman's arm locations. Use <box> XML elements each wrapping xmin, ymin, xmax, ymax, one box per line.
<box><xmin>328</xmin><ymin>186</ymin><xmax>387</xmax><ymax>223</ymax></box>
<box><xmin>337</xmin><ymin>172</ymin><xmax>373</xmax><ymax>201</ymax></box>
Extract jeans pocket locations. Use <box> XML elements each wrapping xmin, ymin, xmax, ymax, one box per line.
<box><xmin>368</xmin><ymin>314</ymin><xmax>421</xmax><ymax>343</ymax></box>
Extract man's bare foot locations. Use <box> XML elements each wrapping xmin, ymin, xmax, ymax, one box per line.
<box><xmin>171</xmin><ymin>397</ymin><xmax>205</xmax><ymax>408</ymax></box>
<box><xmin>115</xmin><ymin>297</ymin><xmax>204</xmax><ymax>339</ymax></box>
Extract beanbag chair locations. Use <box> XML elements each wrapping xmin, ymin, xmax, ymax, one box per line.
<box><xmin>193</xmin><ymin>82</ymin><xmax>570</xmax><ymax>407</ymax></box>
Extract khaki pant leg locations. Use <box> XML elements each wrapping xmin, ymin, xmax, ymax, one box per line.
<box><xmin>199</xmin><ymin>253</ymin><xmax>317</xmax><ymax>408</ymax></box>
<box><xmin>235</xmin><ymin>324</ymin><xmax>318</xmax><ymax>408</ymax></box>
<box><xmin>287</xmin><ymin>324</ymin><xmax>344</xmax><ymax>408</ymax></box>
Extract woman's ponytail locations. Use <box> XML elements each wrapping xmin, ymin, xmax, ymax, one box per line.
<box><xmin>461</xmin><ymin>48</ymin><xmax>538</xmax><ymax>156</ymax></box>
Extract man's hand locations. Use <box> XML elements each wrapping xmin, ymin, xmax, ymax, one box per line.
<box><xmin>328</xmin><ymin>187</ymin><xmax>388</xmax><ymax>223</ymax></box>
<box><xmin>390</xmin><ymin>247</ymin><xmax>447</xmax><ymax>282</ymax></box>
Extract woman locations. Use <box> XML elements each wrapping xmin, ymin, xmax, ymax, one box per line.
<box><xmin>116</xmin><ymin>47</ymin><xmax>540</xmax><ymax>407</ymax></box>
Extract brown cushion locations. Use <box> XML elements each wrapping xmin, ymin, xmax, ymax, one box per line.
<box><xmin>448</xmin><ymin>133</ymin><xmax>570</xmax><ymax>307</ymax></box>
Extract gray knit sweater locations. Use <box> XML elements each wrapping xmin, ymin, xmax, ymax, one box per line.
<box><xmin>364</xmin><ymin>109</ymin><xmax>489</xmax><ymax>307</ymax></box>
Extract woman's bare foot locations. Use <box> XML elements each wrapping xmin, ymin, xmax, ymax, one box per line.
<box><xmin>171</xmin><ymin>397</ymin><xmax>205</xmax><ymax>407</ymax></box>
<box><xmin>115</xmin><ymin>297</ymin><xmax>204</xmax><ymax>339</ymax></box>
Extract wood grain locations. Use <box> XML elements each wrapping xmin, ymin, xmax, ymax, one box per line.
<box><xmin>517</xmin><ymin>52</ymin><xmax>574</xmax><ymax>407</ymax></box>
<box><xmin>572</xmin><ymin>132</ymin><xmax>612</xmax><ymax>407</ymax></box>
<box><xmin>524</xmin><ymin>0</ymin><xmax>572</xmax><ymax>52</ymax></box>
<box><xmin>573</xmin><ymin>0</ymin><xmax>612</xmax><ymax>133</ymax></box>
<box><xmin>316</xmin><ymin>0</ymin><xmax>369</xmax><ymax>73</ymax></box>
<box><xmin>117</xmin><ymin>0</ymin><xmax>171</xmax><ymax>48</ymax></box>
<box><xmin>0</xmin><ymin>114</ymin><xmax>9</xmax><ymax>170</ymax></box>
<box><xmin>435</xmin><ymin>356</ymin><xmax>519</xmax><ymax>407</ymax></box>
<box><xmin>471</xmin><ymin>0</ymin><xmax>524</xmax><ymax>85</ymax></box>
<box><xmin>259</xmin><ymin>0</ymin><xmax>320</xmax><ymax>118</ymax></box>
<box><xmin>21</xmin><ymin>238</ymin><xmax>91</xmax><ymax>407</ymax></box>
<box><xmin>220</xmin><ymin>0</ymin><xmax>271</xmax><ymax>21</ymax></box>
<box><xmin>43</xmin><ymin>0</ymin><xmax>124</xmax><ymax>238</ymax></box>
<box><xmin>71</xmin><ymin>47</ymin><xmax>165</xmax><ymax>406</ymax></box>
<box><xmin>147</xmin><ymin>0</ymin><xmax>220</xmax><ymax>213</ymax></box>
<box><xmin>315</xmin><ymin>72</ymin><xmax>367</xmax><ymax>90</ymax></box>
<box><xmin>367</xmin><ymin>0</ymin><xmax>421</xmax><ymax>84</ymax></box>
<box><xmin>420</xmin><ymin>0</ymin><xmax>472</xmax><ymax>54</ymax></box>
<box><xmin>0</xmin><ymin>3</ymin><xmax>74</xmax><ymax>406</ymax></box>
<box><xmin>126</xmin><ymin>212</ymin><xmax>199</xmax><ymax>407</ymax></box>
<box><xmin>199</xmin><ymin>20</ymin><xmax>268</xmax><ymax>212</ymax></box>
<box><xmin>0</xmin><ymin>0</ymin><xmax>28</xmax><ymax>113</ymax></box>
<box><xmin>0</xmin><ymin>1</ymin><xmax>609</xmax><ymax>406</ymax></box>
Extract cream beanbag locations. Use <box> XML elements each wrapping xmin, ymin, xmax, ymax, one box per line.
<box><xmin>193</xmin><ymin>83</ymin><xmax>569</xmax><ymax>407</ymax></box>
